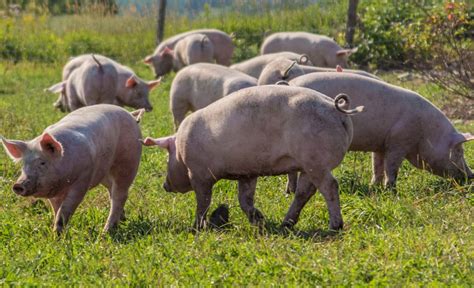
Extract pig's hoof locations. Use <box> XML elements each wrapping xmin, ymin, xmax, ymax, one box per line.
<box><xmin>329</xmin><ymin>221</ymin><xmax>344</xmax><ymax>231</ymax></box>
<box><xmin>193</xmin><ymin>219</ymin><xmax>208</xmax><ymax>231</ymax></box>
<box><xmin>280</xmin><ymin>220</ymin><xmax>295</xmax><ymax>230</ymax></box>
<box><xmin>249</xmin><ymin>209</ymin><xmax>265</xmax><ymax>226</ymax></box>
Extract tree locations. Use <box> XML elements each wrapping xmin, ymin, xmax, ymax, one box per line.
<box><xmin>157</xmin><ymin>0</ymin><xmax>167</xmax><ymax>45</ymax></box>
<box><xmin>345</xmin><ymin>0</ymin><xmax>359</xmax><ymax>47</ymax></box>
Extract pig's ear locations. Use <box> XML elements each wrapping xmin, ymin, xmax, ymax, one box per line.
<box><xmin>144</xmin><ymin>55</ymin><xmax>154</xmax><ymax>64</ymax></box>
<box><xmin>451</xmin><ymin>133</ymin><xmax>474</xmax><ymax>147</ymax></box>
<box><xmin>336</xmin><ymin>47</ymin><xmax>357</xmax><ymax>57</ymax></box>
<box><xmin>141</xmin><ymin>136</ymin><xmax>176</xmax><ymax>151</ymax></box>
<box><xmin>160</xmin><ymin>46</ymin><xmax>174</xmax><ymax>57</ymax></box>
<box><xmin>336</xmin><ymin>65</ymin><xmax>343</xmax><ymax>72</ymax></box>
<box><xmin>126</xmin><ymin>76</ymin><xmax>138</xmax><ymax>88</ymax></box>
<box><xmin>148</xmin><ymin>77</ymin><xmax>161</xmax><ymax>90</ymax></box>
<box><xmin>46</xmin><ymin>81</ymin><xmax>66</xmax><ymax>94</ymax></box>
<box><xmin>1</xmin><ymin>136</ymin><xmax>27</xmax><ymax>161</ymax></box>
<box><xmin>451</xmin><ymin>132</ymin><xmax>474</xmax><ymax>147</ymax></box>
<box><xmin>40</xmin><ymin>133</ymin><xmax>63</xmax><ymax>158</ymax></box>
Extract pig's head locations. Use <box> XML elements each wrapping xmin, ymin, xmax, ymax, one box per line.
<box><xmin>46</xmin><ymin>81</ymin><xmax>68</xmax><ymax>112</ymax></box>
<box><xmin>334</xmin><ymin>47</ymin><xmax>358</xmax><ymax>68</ymax></box>
<box><xmin>1</xmin><ymin>133</ymin><xmax>66</xmax><ymax>198</ymax></box>
<box><xmin>258</xmin><ymin>58</ymin><xmax>305</xmax><ymax>85</ymax></box>
<box><xmin>144</xmin><ymin>46</ymin><xmax>174</xmax><ymax>78</ymax></box>
<box><xmin>424</xmin><ymin>132</ymin><xmax>474</xmax><ymax>180</ymax></box>
<box><xmin>121</xmin><ymin>75</ymin><xmax>160</xmax><ymax>111</ymax></box>
<box><xmin>141</xmin><ymin>136</ymin><xmax>192</xmax><ymax>193</ymax></box>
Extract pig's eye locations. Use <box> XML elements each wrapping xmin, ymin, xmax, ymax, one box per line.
<box><xmin>40</xmin><ymin>161</ymin><xmax>46</xmax><ymax>166</ymax></box>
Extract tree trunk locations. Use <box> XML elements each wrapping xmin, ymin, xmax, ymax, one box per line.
<box><xmin>157</xmin><ymin>0</ymin><xmax>167</xmax><ymax>45</ymax></box>
<box><xmin>345</xmin><ymin>0</ymin><xmax>359</xmax><ymax>47</ymax></box>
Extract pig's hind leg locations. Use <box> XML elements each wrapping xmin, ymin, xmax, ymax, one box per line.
<box><xmin>282</xmin><ymin>172</ymin><xmax>316</xmax><ymax>229</ymax></box>
<box><xmin>103</xmin><ymin>173</ymin><xmax>134</xmax><ymax>232</ymax></box>
<box><xmin>285</xmin><ymin>172</ymin><xmax>298</xmax><ymax>194</ymax></box>
<box><xmin>237</xmin><ymin>177</ymin><xmax>264</xmax><ymax>226</ymax></box>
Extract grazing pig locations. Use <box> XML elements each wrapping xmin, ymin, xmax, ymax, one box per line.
<box><xmin>287</xmin><ymin>73</ymin><xmax>473</xmax><ymax>189</ymax></box>
<box><xmin>142</xmin><ymin>86</ymin><xmax>364</xmax><ymax>230</ymax></box>
<box><xmin>144</xmin><ymin>29</ymin><xmax>234</xmax><ymax>77</ymax></box>
<box><xmin>230</xmin><ymin>52</ymin><xmax>312</xmax><ymax>78</ymax></box>
<box><xmin>258</xmin><ymin>58</ymin><xmax>379</xmax><ymax>85</ymax></box>
<box><xmin>170</xmin><ymin>63</ymin><xmax>257</xmax><ymax>129</ymax></box>
<box><xmin>261</xmin><ymin>32</ymin><xmax>357</xmax><ymax>68</ymax></box>
<box><xmin>1</xmin><ymin>105</ymin><xmax>143</xmax><ymax>234</ymax></box>
<box><xmin>47</xmin><ymin>54</ymin><xmax>159</xmax><ymax>112</ymax></box>
<box><xmin>171</xmin><ymin>34</ymin><xmax>215</xmax><ymax>70</ymax></box>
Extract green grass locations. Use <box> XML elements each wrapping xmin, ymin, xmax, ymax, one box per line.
<box><xmin>0</xmin><ymin>59</ymin><xmax>472</xmax><ymax>286</ymax></box>
<box><xmin>0</xmin><ymin>2</ymin><xmax>473</xmax><ymax>284</ymax></box>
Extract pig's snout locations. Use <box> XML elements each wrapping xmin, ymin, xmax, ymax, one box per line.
<box><xmin>145</xmin><ymin>106</ymin><xmax>153</xmax><ymax>112</ymax></box>
<box><xmin>13</xmin><ymin>183</ymin><xmax>26</xmax><ymax>196</ymax></box>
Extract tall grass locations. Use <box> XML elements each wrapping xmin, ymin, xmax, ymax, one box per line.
<box><xmin>0</xmin><ymin>1</ymin><xmax>347</xmax><ymax>64</ymax></box>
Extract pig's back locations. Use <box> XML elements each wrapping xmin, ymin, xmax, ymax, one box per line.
<box><xmin>291</xmin><ymin>73</ymin><xmax>434</xmax><ymax>151</ymax></box>
<box><xmin>178</xmin><ymin>63</ymin><xmax>257</xmax><ymax>108</ymax></box>
<box><xmin>47</xmin><ymin>105</ymin><xmax>140</xmax><ymax>158</ymax></box>
<box><xmin>177</xmin><ymin>86</ymin><xmax>347</xmax><ymax>177</ymax></box>
<box><xmin>231</xmin><ymin>52</ymin><xmax>302</xmax><ymax>77</ymax></box>
<box><xmin>156</xmin><ymin>29</ymin><xmax>230</xmax><ymax>53</ymax></box>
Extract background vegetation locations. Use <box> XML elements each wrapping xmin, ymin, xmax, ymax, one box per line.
<box><xmin>0</xmin><ymin>0</ymin><xmax>472</xmax><ymax>285</ymax></box>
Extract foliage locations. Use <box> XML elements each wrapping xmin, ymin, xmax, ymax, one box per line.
<box><xmin>401</xmin><ymin>1</ymin><xmax>473</xmax><ymax>100</ymax></box>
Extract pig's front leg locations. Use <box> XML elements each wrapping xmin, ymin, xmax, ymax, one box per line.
<box><xmin>192</xmin><ymin>181</ymin><xmax>213</xmax><ymax>230</ymax></box>
<box><xmin>371</xmin><ymin>152</ymin><xmax>385</xmax><ymax>185</ymax></box>
<box><xmin>285</xmin><ymin>172</ymin><xmax>298</xmax><ymax>194</ymax></box>
<box><xmin>48</xmin><ymin>193</ymin><xmax>67</xmax><ymax>222</ymax></box>
<box><xmin>53</xmin><ymin>182</ymin><xmax>89</xmax><ymax>234</ymax></box>
<box><xmin>237</xmin><ymin>177</ymin><xmax>264</xmax><ymax>226</ymax></box>
<box><xmin>282</xmin><ymin>172</ymin><xmax>316</xmax><ymax>229</ymax></box>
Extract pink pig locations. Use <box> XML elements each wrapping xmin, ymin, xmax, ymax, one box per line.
<box><xmin>1</xmin><ymin>104</ymin><xmax>143</xmax><ymax>234</ymax></box>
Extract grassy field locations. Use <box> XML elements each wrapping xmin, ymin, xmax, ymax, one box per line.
<box><xmin>0</xmin><ymin>60</ymin><xmax>472</xmax><ymax>286</ymax></box>
<box><xmin>0</xmin><ymin>2</ymin><xmax>473</xmax><ymax>285</ymax></box>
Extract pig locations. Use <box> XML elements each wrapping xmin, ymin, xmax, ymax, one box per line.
<box><xmin>230</xmin><ymin>52</ymin><xmax>312</xmax><ymax>78</ymax></box>
<box><xmin>1</xmin><ymin>104</ymin><xmax>143</xmax><ymax>234</ymax></box>
<box><xmin>142</xmin><ymin>86</ymin><xmax>364</xmax><ymax>231</ymax></box>
<box><xmin>47</xmin><ymin>54</ymin><xmax>160</xmax><ymax>112</ymax></box>
<box><xmin>170</xmin><ymin>63</ymin><xmax>257</xmax><ymax>129</ymax></box>
<box><xmin>144</xmin><ymin>29</ymin><xmax>234</xmax><ymax>77</ymax></box>
<box><xmin>258</xmin><ymin>58</ymin><xmax>379</xmax><ymax>85</ymax></box>
<box><xmin>286</xmin><ymin>72</ymin><xmax>473</xmax><ymax>190</ymax></box>
<box><xmin>261</xmin><ymin>32</ymin><xmax>358</xmax><ymax>68</ymax></box>
<box><xmin>171</xmin><ymin>34</ymin><xmax>215</xmax><ymax>71</ymax></box>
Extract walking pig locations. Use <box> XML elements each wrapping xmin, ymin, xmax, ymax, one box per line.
<box><xmin>1</xmin><ymin>105</ymin><xmax>143</xmax><ymax>234</ymax></box>
<box><xmin>142</xmin><ymin>86</ymin><xmax>363</xmax><ymax>230</ymax></box>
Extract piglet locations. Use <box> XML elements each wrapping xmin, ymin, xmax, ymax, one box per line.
<box><xmin>1</xmin><ymin>104</ymin><xmax>143</xmax><ymax>234</ymax></box>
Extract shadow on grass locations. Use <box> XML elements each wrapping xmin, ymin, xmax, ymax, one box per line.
<box><xmin>109</xmin><ymin>216</ymin><xmax>191</xmax><ymax>244</ymax></box>
<box><xmin>262</xmin><ymin>219</ymin><xmax>343</xmax><ymax>242</ymax></box>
